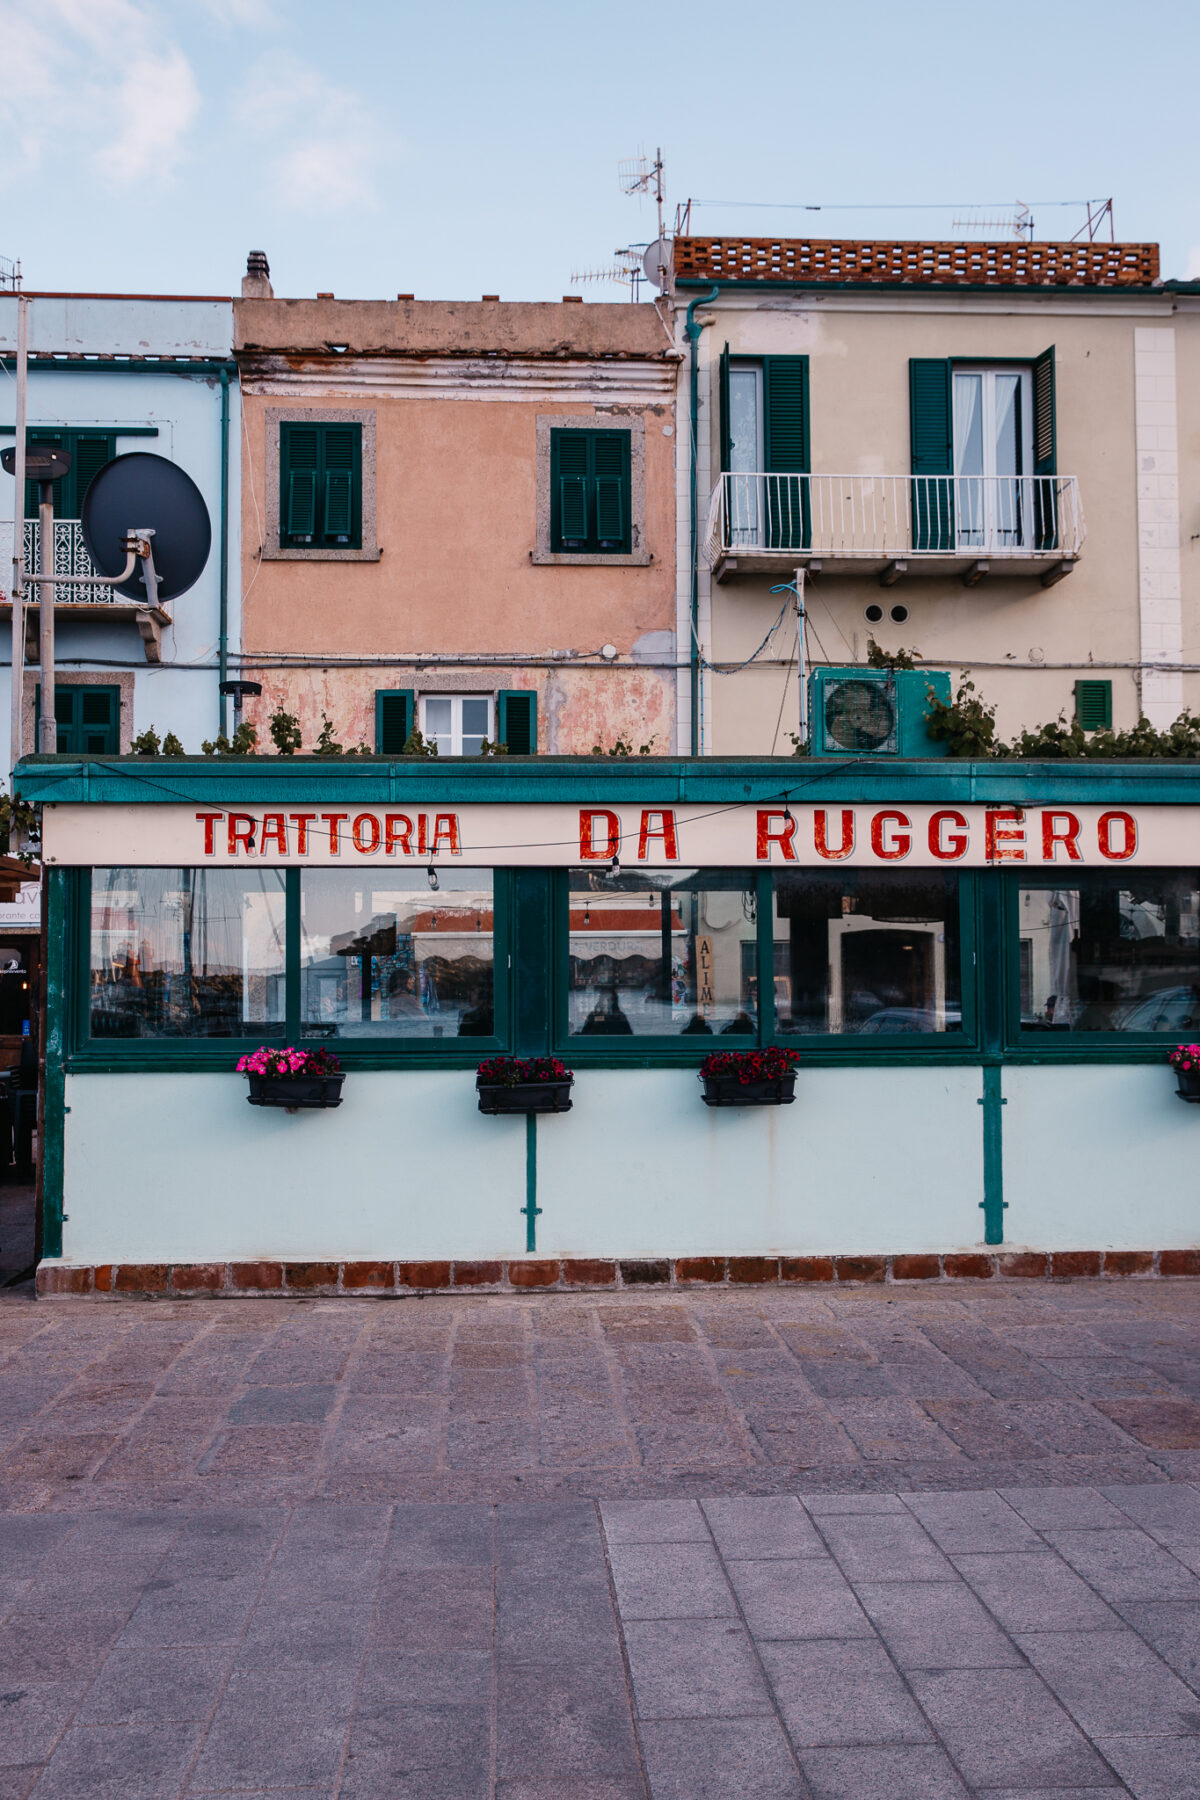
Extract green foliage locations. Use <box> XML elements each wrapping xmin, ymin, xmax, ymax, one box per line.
<box><xmin>401</xmin><ymin>727</ymin><xmax>438</xmax><ymax>757</ymax></box>
<box><xmin>866</xmin><ymin>638</ymin><xmax>918</xmax><ymax>672</ymax></box>
<box><xmin>131</xmin><ymin>727</ymin><xmax>161</xmax><ymax>756</ymax></box>
<box><xmin>478</xmin><ymin>738</ymin><xmax>509</xmax><ymax>758</ymax></box>
<box><xmin>201</xmin><ymin>722</ymin><xmax>257</xmax><ymax>757</ymax></box>
<box><xmin>786</xmin><ymin>732</ymin><xmax>812</xmax><ymax>757</ymax></box>
<box><xmin>313</xmin><ymin>713</ymin><xmax>343</xmax><ymax>757</ymax></box>
<box><xmin>590</xmin><ymin>734</ymin><xmax>658</xmax><ymax>757</ymax></box>
<box><xmin>924</xmin><ymin>677</ymin><xmax>1004</xmax><ymax>759</ymax></box>
<box><xmin>0</xmin><ymin>791</ymin><xmax>39</xmax><ymax>864</ymax></box>
<box><xmin>161</xmin><ymin>732</ymin><xmax>185</xmax><ymax>758</ymax></box>
<box><xmin>269</xmin><ymin>708</ymin><xmax>302</xmax><ymax>756</ymax></box>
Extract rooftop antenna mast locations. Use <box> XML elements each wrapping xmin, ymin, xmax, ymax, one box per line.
<box><xmin>1071</xmin><ymin>198</ymin><xmax>1114</xmax><ymax>242</ymax></box>
<box><xmin>619</xmin><ymin>147</ymin><xmax>671</xmax><ymax>294</ymax></box>
<box><xmin>951</xmin><ymin>202</ymin><xmax>1034</xmax><ymax>241</ymax></box>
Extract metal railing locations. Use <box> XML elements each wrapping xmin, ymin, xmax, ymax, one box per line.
<box><xmin>705</xmin><ymin>473</ymin><xmax>1084</xmax><ymax>565</ymax></box>
<box><xmin>19</xmin><ymin>519</ymin><xmax>112</xmax><ymax>604</ymax></box>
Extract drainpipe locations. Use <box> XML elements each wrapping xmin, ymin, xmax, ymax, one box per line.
<box><xmin>686</xmin><ymin>286</ymin><xmax>720</xmax><ymax>755</ymax></box>
<box><xmin>217</xmin><ymin>365</ymin><xmax>231</xmax><ymax>738</ymax></box>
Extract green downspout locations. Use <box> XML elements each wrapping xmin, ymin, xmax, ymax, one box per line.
<box><xmin>686</xmin><ymin>286</ymin><xmax>720</xmax><ymax>755</ymax></box>
<box><xmin>217</xmin><ymin>366</ymin><xmax>231</xmax><ymax>738</ymax></box>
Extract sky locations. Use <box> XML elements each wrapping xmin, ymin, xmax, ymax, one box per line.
<box><xmin>1</xmin><ymin>0</ymin><xmax>1198</xmax><ymax>302</ymax></box>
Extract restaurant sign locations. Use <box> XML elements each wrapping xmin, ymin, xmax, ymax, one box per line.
<box><xmin>41</xmin><ymin>802</ymin><xmax>1197</xmax><ymax>869</ymax></box>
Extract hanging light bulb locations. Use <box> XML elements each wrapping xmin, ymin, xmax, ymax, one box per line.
<box><xmin>475</xmin><ymin>912</ymin><xmax>482</xmax><ymax>932</ymax></box>
<box><xmin>608</xmin><ymin>853</ymin><xmax>620</xmax><ymax>878</ymax></box>
<box><xmin>427</xmin><ymin>862</ymin><xmax>439</xmax><ymax>891</ymax></box>
<box><xmin>583</xmin><ymin>903</ymin><xmax>591</xmax><ymax>927</ymax></box>
<box><xmin>430</xmin><ymin>909</ymin><xmax>438</xmax><ymax>930</ymax></box>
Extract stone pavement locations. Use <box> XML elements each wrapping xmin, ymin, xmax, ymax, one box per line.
<box><xmin>1</xmin><ymin>1282</ymin><xmax>1200</xmax><ymax>1795</ymax></box>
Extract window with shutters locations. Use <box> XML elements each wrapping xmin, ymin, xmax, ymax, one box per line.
<box><xmin>23</xmin><ymin>432</ymin><xmax>116</xmax><ymax>519</ymax></box>
<box><xmin>280</xmin><ymin>422</ymin><xmax>361</xmax><ymax>549</ymax></box>
<box><xmin>375</xmin><ymin>690</ymin><xmax>415</xmax><ymax>755</ymax></box>
<box><xmin>1075</xmin><ymin>680</ymin><xmax>1112</xmax><ymax>731</ymax></box>
<box><xmin>38</xmin><ymin>684</ymin><xmax>121</xmax><ymax>754</ymax></box>
<box><xmin>718</xmin><ymin>354</ymin><xmax>811</xmax><ymax>550</ymax></box>
<box><xmin>421</xmin><ymin>696</ymin><xmax>494</xmax><ymax>758</ymax></box>
<box><xmin>910</xmin><ymin>352</ymin><xmax>1057</xmax><ymax>554</ymax></box>
<box><xmin>550</xmin><ymin>430</ymin><xmax>631</xmax><ymax>554</ymax></box>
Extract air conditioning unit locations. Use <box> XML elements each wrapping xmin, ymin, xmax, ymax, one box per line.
<box><xmin>808</xmin><ymin>668</ymin><xmax>952</xmax><ymax>759</ymax></box>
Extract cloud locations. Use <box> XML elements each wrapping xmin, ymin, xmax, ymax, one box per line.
<box><xmin>235</xmin><ymin>54</ymin><xmax>398</xmax><ymax>211</ymax></box>
<box><xmin>0</xmin><ymin>0</ymin><xmax>200</xmax><ymax>189</ymax></box>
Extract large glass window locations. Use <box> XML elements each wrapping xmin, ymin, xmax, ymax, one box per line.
<box><xmin>772</xmin><ymin>870</ymin><xmax>962</xmax><ymax>1036</ymax></box>
<box><xmin>567</xmin><ymin>870</ymin><xmax>756</xmax><ymax>1037</ymax></box>
<box><xmin>301</xmin><ymin>871</ymin><xmax>495</xmax><ymax>1039</ymax></box>
<box><xmin>89</xmin><ymin>869</ymin><xmax>286</xmax><ymax>1038</ymax></box>
<box><xmin>1018</xmin><ymin>873</ymin><xmax>1200</xmax><ymax>1034</ymax></box>
<box><xmin>421</xmin><ymin>695</ymin><xmax>492</xmax><ymax>757</ymax></box>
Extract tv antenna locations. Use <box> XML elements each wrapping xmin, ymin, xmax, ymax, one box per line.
<box><xmin>951</xmin><ymin>202</ymin><xmax>1034</xmax><ymax>240</ymax></box>
<box><xmin>0</xmin><ymin>257</ymin><xmax>20</xmax><ymax>292</ymax></box>
<box><xmin>619</xmin><ymin>147</ymin><xmax>671</xmax><ymax>293</ymax></box>
<box><xmin>569</xmin><ymin>248</ymin><xmax>654</xmax><ymax>302</ymax></box>
<box><xmin>1071</xmin><ymin>197</ymin><xmax>1114</xmax><ymax>242</ymax></box>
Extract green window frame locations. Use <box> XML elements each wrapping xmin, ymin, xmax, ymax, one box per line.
<box><xmin>718</xmin><ymin>349</ymin><xmax>811</xmax><ymax>550</ymax></box>
<box><xmin>36</xmin><ymin>684</ymin><xmax>120</xmax><ymax>755</ymax></box>
<box><xmin>375</xmin><ymin>689</ymin><xmax>415</xmax><ymax>753</ymax></box>
<box><xmin>280</xmin><ymin>422</ymin><xmax>362</xmax><ymax>549</ymax></box>
<box><xmin>24</xmin><ymin>431</ymin><xmax>117</xmax><ymax>519</ymax></box>
<box><xmin>497</xmin><ymin>690</ymin><xmax>537</xmax><ymax>755</ymax></box>
<box><xmin>67</xmin><ymin>867</ymin><xmax>513</xmax><ymax>1070</ymax></box>
<box><xmin>1075</xmin><ymin>680</ymin><xmax>1112</xmax><ymax>732</ymax></box>
<box><xmin>549</xmin><ymin>429</ymin><xmax>631</xmax><ymax>554</ymax></box>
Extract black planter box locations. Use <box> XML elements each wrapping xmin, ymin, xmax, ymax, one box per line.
<box><xmin>1175</xmin><ymin>1066</ymin><xmax>1200</xmax><ymax>1105</ymax></box>
<box><xmin>247</xmin><ymin>1073</ymin><xmax>345</xmax><ymax>1111</ymax></box>
<box><xmin>701</xmin><ymin>1071</ymin><xmax>796</xmax><ymax>1108</ymax></box>
<box><xmin>477</xmin><ymin>1077</ymin><xmax>573</xmax><ymax>1115</ymax></box>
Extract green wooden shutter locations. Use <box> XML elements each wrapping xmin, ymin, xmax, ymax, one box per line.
<box><xmin>762</xmin><ymin>357</ymin><xmax>810</xmax><ymax>550</ymax></box>
<box><xmin>38</xmin><ymin>684</ymin><xmax>119</xmax><ymax>754</ymax></box>
<box><xmin>1075</xmin><ymin>679</ymin><xmax>1111</xmax><ymax>731</ymax></box>
<box><xmin>552</xmin><ymin>430</ymin><xmax>590</xmax><ymax>549</ymax></box>
<box><xmin>910</xmin><ymin>359</ymin><xmax>954</xmax><ymax>551</ymax></box>
<box><xmin>498</xmin><ymin>689</ymin><xmax>538</xmax><ymax>755</ymax></box>
<box><xmin>281</xmin><ymin>425</ymin><xmax>319</xmax><ymax>543</ymax></box>
<box><xmin>321</xmin><ymin>426</ymin><xmax>358</xmax><ymax>544</ymax></box>
<box><xmin>1033</xmin><ymin>346</ymin><xmax>1057</xmax><ymax>551</ymax></box>
<box><xmin>71</xmin><ymin>435</ymin><xmax>115</xmax><ymax>515</ymax></box>
<box><xmin>376</xmin><ymin>688</ymin><xmax>415</xmax><ymax>753</ymax></box>
<box><xmin>718</xmin><ymin>342</ymin><xmax>732</xmax><ymax>472</ymax></box>
<box><xmin>593</xmin><ymin>432</ymin><xmax>630</xmax><ymax>551</ymax></box>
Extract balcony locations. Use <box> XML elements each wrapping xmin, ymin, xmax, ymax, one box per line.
<box><xmin>0</xmin><ymin>520</ymin><xmax>171</xmax><ymax>662</ymax></box>
<box><xmin>705</xmin><ymin>473</ymin><xmax>1084</xmax><ymax>586</ymax></box>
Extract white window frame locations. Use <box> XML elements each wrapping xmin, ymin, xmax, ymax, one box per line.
<box><xmin>953</xmin><ymin>365</ymin><xmax>1035</xmax><ymax>551</ymax></box>
<box><xmin>420</xmin><ymin>694</ymin><xmax>494</xmax><ymax>757</ymax></box>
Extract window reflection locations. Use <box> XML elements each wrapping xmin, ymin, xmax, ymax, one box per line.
<box><xmin>1019</xmin><ymin>873</ymin><xmax>1200</xmax><ymax>1032</ymax></box>
<box><xmin>89</xmin><ymin>868</ymin><xmax>286</xmax><ymax>1038</ymax></box>
<box><xmin>568</xmin><ymin>871</ymin><xmax>756</xmax><ymax>1036</ymax></box>
<box><xmin>301</xmin><ymin>871</ymin><xmax>494</xmax><ymax>1039</ymax></box>
<box><xmin>773</xmin><ymin>871</ymin><xmax>962</xmax><ymax>1035</ymax></box>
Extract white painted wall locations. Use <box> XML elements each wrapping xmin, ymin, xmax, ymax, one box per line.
<box><xmin>62</xmin><ymin>1064</ymin><xmax>986</xmax><ymax>1264</ymax></box>
<box><xmin>1003</xmin><ymin>1063</ymin><xmax>1200</xmax><ymax>1250</ymax></box>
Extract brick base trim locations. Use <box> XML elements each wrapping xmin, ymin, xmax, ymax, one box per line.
<box><xmin>34</xmin><ymin>1248</ymin><xmax>1183</xmax><ymax>1298</ymax></box>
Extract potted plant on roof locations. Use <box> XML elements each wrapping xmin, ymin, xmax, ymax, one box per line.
<box><xmin>700</xmin><ymin>1047</ymin><xmax>800</xmax><ymax>1108</ymax></box>
<box><xmin>238</xmin><ymin>1046</ymin><xmax>344</xmax><ymax>1112</ymax></box>
<box><xmin>1168</xmin><ymin>1043</ymin><xmax>1200</xmax><ymax>1105</ymax></box>
<box><xmin>476</xmin><ymin>1056</ymin><xmax>573</xmax><ymax>1115</ymax></box>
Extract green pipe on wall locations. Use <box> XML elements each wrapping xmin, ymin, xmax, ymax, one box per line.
<box><xmin>686</xmin><ymin>286</ymin><xmax>720</xmax><ymax>756</ymax></box>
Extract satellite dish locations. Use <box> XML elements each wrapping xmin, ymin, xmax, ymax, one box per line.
<box><xmin>642</xmin><ymin>238</ymin><xmax>673</xmax><ymax>289</ymax></box>
<box><xmin>81</xmin><ymin>452</ymin><xmax>211</xmax><ymax>603</ymax></box>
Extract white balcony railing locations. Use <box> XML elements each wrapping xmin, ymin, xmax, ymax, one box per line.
<box><xmin>705</xmin><ymin>473</ymin><xmax>1085</xmax><ymax>566</ymax></box>
<box><xmin>12</xmin><ymin>519</ymin><xmax>114</xmax><ymax>604</ymax></box>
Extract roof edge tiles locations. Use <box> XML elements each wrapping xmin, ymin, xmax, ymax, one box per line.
<box><xmin>673</xmin><ymin>237</ymin><xmax>1160</xmax><ymax>288</ymax></box>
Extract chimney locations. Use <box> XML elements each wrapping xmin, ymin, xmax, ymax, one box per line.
<box><xmin>242</xmin><ymin>250</ymin><xmax>273</xmax><ymax>299</ymax></box>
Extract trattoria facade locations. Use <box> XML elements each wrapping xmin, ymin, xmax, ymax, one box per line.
<box><xmin>19</xmin><ymin>754</ymin><xmax>1200</xmax><ymax>1294</ymax></box>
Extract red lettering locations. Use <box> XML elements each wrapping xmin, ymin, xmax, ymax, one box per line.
<box><xmin>1041</xmin><ymin>810</ymin><xmax>1082</xmax><ymax>862</ymax></box>
<box><xmin>432</xmin><ymin>813</ymin><xmax>461</xmax><ymax>854</ymax></box>
<box><xmin>352</xmin><ymin>813</ymin><xmax>381</xmax><ymax>854</ymax></box>
<box><xmin>1098</xmin><ymin>809</ymin><xmax>1137</xmax><ymax>861</ymax></box>
<box><xmin>196</xmin><ymin>811</ymin><xmax>222</xmax><ymax>856</ymax></box>
<box><xmin>928</xmin><ymin>810</ymin><xmax>969</xmax><ymax>861</ymax></box>
<box><xmin>289</xmin><ymin>813</ymin><xmax>316</xmax><ymax>854</ymax></box>
<box><xmin>814</xmin><ymin>808</ymin><xmax>854</xmax><ymax>861</ymax></box>
<box><xmin>385</xmin><ymin>814</ymin><xmax>413</xmax><ymax>856</ymax></box>
<box><xmin>756</xmin><ymin>810</ymin><xmax>797</xmax><ymax>861</ymax></box>
<box><xmin>320</xmin><ymin>812</ymin><xmax>348</xmax><ymax>855</ymax></box>
<box><xmin>637</xmin><ymin>809</ymin><xmax>679</xmax><ymax>861</ymax></box>
<box><xmin>228</xmin><ymin>813</ymin><xmax>257</xmax><ymax>856</ymax></box>
<box><xmin>985</xmin><ymin>807</ymin><xmax>1026</xmax><ymax>863</ymax></box>
<box><xmin>870</xmin><ymin>810</ymin><xmax>911</xmax><ymax>860</ymax></box>
<box><xmin>417</xmin><ymin>814</ymin><xmax>428</xmax><ymax>856</ymax></box>
<box><xmin>260</xmin><ymin>812</ymin><xmax>288</xmax><ymax>854</ymax></box>
<box><xmin>579</xmin><ymin>809</ymin><xmax>620</xmax><ymax>860</ymax></box>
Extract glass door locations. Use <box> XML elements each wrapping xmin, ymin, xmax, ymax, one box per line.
<box><xmin>954</xmin><ymin>368</ymin><xmax>1033</xmax><ymax>551</ymax></box>
<box><xmin>727</xmin><ymin>364</ymin><xmax>764</xmax><ymax>547</ymax></box>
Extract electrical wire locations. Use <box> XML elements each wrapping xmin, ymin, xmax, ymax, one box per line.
<box><xmin>690</xmin><ymin>196</ymin><xmax>1107</xmax><ymax>213</ymax></box>
<box><xmin>697</xmin><ymin>594</ymin><xmax>791</xmax><ymax>674</ymax></box>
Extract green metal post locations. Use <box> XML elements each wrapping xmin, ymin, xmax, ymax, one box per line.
<box><xmin>217</xmin><ymin>366</ymin><xmax>231</xmax><ymax>738</ymax></box>
<box><xmin>686</xmin><ymin>286</ymin><xmax>720</xmax><ymax>755</ymax></box>
<box><xmin>523</xmin><ymin>1112</ymin><xmax>541</xmax><ymax>1252</ymax></box>
<box><xmin>978</xmin><ymin>1064</ymin><xmax>1007</xmax><ymax>1244</ymax></box>
<box><xmin>41</xmin><ymin>867</ymin><xmax>67</xmax><ymax>1259</ymax></box>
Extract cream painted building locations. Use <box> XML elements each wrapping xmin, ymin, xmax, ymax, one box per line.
<box><xmin>671</xmin><ymin>237</ymin><xmax>1200</xmax><ymax>754</ymax></box>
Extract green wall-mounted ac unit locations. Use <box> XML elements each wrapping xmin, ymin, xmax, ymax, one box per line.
<box><xmin>808</xmin><ymin>668</ymin><xmax>951</xmax><ymax>758</ymax></box>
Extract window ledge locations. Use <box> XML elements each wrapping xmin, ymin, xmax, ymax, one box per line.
<box><xmin>530</xmin><ymin>549</ymin><xmax>652</xmax><ymax>567</ymax></box>
<box><xmin>264</xmin><ymin>544</ymin><xmax>381</xmax><ymax>563</ymax></box>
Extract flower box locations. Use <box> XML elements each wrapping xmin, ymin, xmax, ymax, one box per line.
<box><xmin>476</xmin><ymin>1057</ymin><xmax>573</xmax><ymax>1115</ymax></box>
<box><xmin>239</xmin><ymin>1046</ymin><xmax>344</xmax><ymax>1112</ymax></box>
<box><xmin>247</xmin><ymin>1072</ymin><xmax>345</xmax><ymax>1111</ymax></box>
<box><xmin>699</xmin><ymin>1048</ymin><xmax>799</xmax><ymax>1108</ymax></box>
<box><xmin>1168</xmin><ymin>1045</ymin><xmax>1200</xmax><ymax>1105</ymax></box>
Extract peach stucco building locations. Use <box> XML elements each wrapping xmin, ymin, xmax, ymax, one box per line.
<box><xmin>234</xmin><ymin>273</ymin><xmax>680</xmax><ymax>756</ymax></box>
